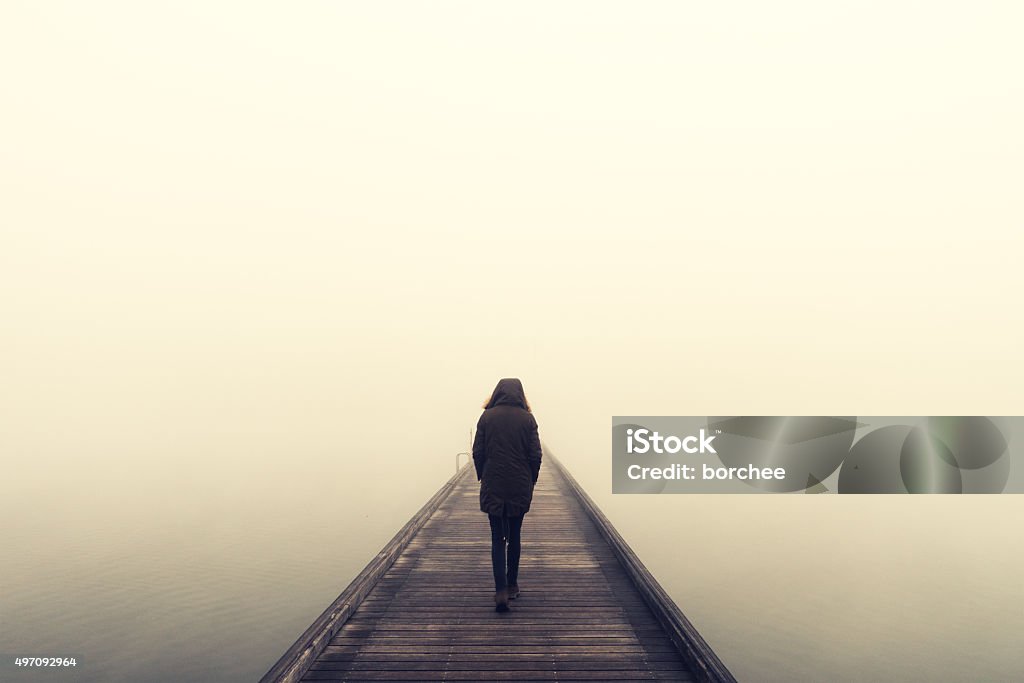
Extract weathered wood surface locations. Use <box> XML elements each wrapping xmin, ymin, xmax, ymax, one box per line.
<box><xmin>266</xmin><ymin>456</ymin><xmax>736</xmax><ymax>682</ymax></box>
<box><xmin>551</xmin><ymin>458</ymin><xmax>737</xmax><ymax>683</ymax></box>
<box><xmin>259</xmin><ymin>466</ymin><xmax>474</xmax><ymax>683</ymax></box>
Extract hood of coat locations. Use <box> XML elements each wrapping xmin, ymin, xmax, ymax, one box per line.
<box><xmin>486</xmin><ymin>378</ymin><xmax>528</xmax><ymax>410</ymax></box>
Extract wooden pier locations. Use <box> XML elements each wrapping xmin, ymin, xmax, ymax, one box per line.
<box><xmin>261</xmin><ymin>455</ymin><xmax>736</xmax><ymax>683</ymax></box>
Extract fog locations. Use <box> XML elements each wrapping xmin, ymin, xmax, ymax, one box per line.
<box><xmin>2</xmin><ymin>3</ymin><xmax>1023</xmax><ymax>681</ymax></box>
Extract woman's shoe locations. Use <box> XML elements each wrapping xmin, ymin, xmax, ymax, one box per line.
<box><xmin>494</xmin><ymin>589</ymin><xmax>510</xmax><ymax>612</ymax></box>
<box><xmin>507</xmin><ymin>584</ymin><xmax>520</xmax><ymax>600</ymax></box>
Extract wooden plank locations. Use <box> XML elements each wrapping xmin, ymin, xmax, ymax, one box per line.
<box><xmin>301</xmin><ymin>672</ymin><xmax>674</xmax><ymax>681</ymax></box>
<box><xmin>315</xmin><ymin>653</ymin><xmax>688</xmax><ymax>663</ymax></box>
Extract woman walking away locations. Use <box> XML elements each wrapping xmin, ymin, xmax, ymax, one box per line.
<box><xmin>472</xmin><ymin>378</ymin><xmax>543</xmax><ymax>613</ymax></box>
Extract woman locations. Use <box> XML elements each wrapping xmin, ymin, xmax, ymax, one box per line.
<box><xmin>472</xmin><ymin>378</ymin><xmax>543</xmax><ymax>613</ymax></box>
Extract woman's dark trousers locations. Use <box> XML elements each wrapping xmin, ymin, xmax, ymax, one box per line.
<box><xmin>488</xmin><ymin>514</ymin><xmax>523</xmax><ymax>591</ymax></box>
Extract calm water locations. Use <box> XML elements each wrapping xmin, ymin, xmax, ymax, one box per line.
<box><xmin>588</xmin><ymin>474</ymin><xmax>1024</xmax><ymax>683</ymax></box>
<box><xmin>3</xmin><ymin>449</ymin><xmax>1022</xmax><ymax>682</ymax></box>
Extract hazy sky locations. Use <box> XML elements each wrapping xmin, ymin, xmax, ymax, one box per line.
<box><xmin>2</xmin><ymin>2</ymin><xmax>1023</xmax><ymax>476</ymax></box>
<box><xmin>3</xmin><ymin>6</ymin><xmax>1024</xmax><ymax>682</ymax></box>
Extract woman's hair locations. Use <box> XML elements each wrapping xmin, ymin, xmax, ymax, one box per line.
<box><xmin>482</xmin><ymin>378</ymin><xmax>531</xmax><ymax>412</ymax></box>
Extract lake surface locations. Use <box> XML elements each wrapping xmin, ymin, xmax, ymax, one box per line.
<box><xmin>3</xmin><ymin>449</ymin><xmax>1022</xmax><ymax>682</ymax></box>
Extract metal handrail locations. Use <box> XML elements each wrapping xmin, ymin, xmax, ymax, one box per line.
<box><xmin>455</xmin><ymin>451</ymin><xmax>471</xmax><ymax>474</ymax></box>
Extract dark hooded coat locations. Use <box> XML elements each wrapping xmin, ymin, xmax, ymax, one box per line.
<box><xmin>472</xmin><ymin>378</ymin><xmax>543</xmax><ymax>517</ymax></box>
